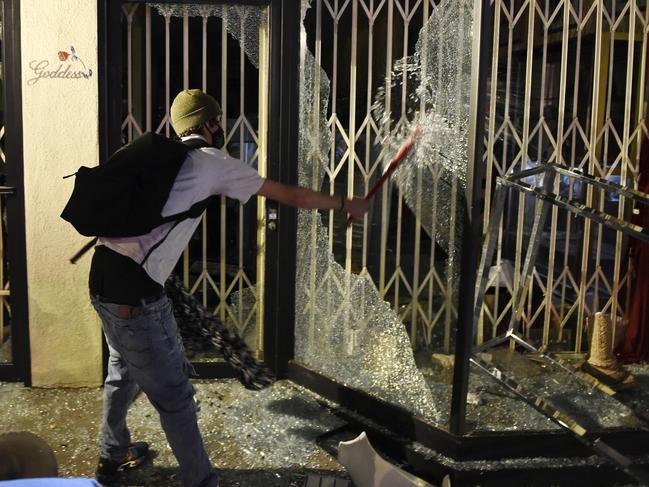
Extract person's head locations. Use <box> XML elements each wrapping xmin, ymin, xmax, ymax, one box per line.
<box><xmin>0</xmin><ymin>432</ymin><xmax>58</xmax><ymax>479</ymax></box>
<box><xmin>170</xmin><ymin>89</ymin><xmax>224</xmax><ymax>148</ymax></box>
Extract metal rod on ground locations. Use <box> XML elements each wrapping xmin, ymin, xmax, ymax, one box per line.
<box><xmin>471</xmin><ymin>354</ymin><xmax>649</xmax><ymax>485</ymax></box>
<box><xmin>494</xmin><ymin>330</ymin><xmax>649</xmax><ymax>429</ymax></box>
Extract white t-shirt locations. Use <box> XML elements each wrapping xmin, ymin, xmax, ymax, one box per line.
<box><xmin>97</xmin><ymin>135</ymin><xmax>265</xmax><ymax>285</ymax></box>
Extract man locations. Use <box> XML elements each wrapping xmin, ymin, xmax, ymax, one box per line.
<box><xmin>90</xmin><ymin>89</ymin><xmax>370</xmax><ymax>487</ymax></box>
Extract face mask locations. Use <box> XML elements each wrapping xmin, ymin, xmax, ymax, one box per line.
<box><xmin>210</xmin><ymin>126</ymin><xmax>225</xmax><ymax>149</ymax></box>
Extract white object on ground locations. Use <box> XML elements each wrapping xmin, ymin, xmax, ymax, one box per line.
<box><xmin>337</xmin><ymin>432</ymin><xmax>434</xmax><ymax>487</ymax></box>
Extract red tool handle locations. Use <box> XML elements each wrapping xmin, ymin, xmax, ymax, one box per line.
<box><xmin>347</xmin><ymin>126</ymin><xmax>422</xmax><ymax>226</ymax></box>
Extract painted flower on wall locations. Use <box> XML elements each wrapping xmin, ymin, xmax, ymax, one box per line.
<box><xmin>57</xmin><ymin>46</ymin><xmax>92</xmax><ymax>79</ymax></box>
<box><xmin>27</xmin><ymin>45</ymin><xmax>93</xmax><ymax>85</ymax></box>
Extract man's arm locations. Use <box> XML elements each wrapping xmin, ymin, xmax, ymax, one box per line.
<box><xmin>257</xmin><ymin>179</ymin><xmax>370</xmax><ymax>220</ymax></box>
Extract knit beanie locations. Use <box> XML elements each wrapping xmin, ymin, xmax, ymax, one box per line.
<box><xmin>170</xmin><ymin>89</ymin><xmax>222</xmax><ymax>135</ymax></box>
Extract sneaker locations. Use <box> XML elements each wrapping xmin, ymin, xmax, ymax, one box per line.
<box><xmin>96</xmin><ymin>441</ymin><xmax>150</xmax><ymax>484</ymax></box>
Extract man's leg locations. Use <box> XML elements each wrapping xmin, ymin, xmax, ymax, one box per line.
<box><xmin>146</xmin><ymin>373</ymin><xmax>215</xmax><ymax>487</ymax></box>
<box><xmin>100</xmin><ymin>341</ymin><xmax>139</xmax><ymax>461</ymax></box>
<box><xmin>95</xmin><ymin>297</ymin><xmax>217</xmax><ymax>487</ymax></box>
<box><xmin>140</xmin><ymin>298</ymin><xmax>217</xmax><ymax>487</ymax></box>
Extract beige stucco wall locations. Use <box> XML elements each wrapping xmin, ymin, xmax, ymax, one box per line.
<box><xmin>21</xmin><ymin>0</ymin><xmax>102</xmax><ymax>386</ymax></box>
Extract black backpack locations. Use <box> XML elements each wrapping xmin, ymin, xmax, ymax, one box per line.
<box><xmin>61</xmin><ymin>132</ymin><xmax>210</xmax><ymax>238</ymax></box>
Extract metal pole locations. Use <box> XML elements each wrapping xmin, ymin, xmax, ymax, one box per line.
<box><xmin>449</xmin><ymin>0</ymin><xmax>492</xmax><ymax>436</ymax></box>
<box><xmin>264</xmin><ymin>0</ymin><xmax>300</xmax><ymax>377</ymax></box>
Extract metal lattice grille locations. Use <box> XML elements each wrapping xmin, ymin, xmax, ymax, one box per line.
<box><xmin>0</xmin><ymin>187</ymin><xmax>9</xmax><ymax>364</ymax></box>
<box><xmin>303</xmin><ymin>0</ymin><xmax>462</xmax><ymax>352</ymax></box>
<box><xmin>305</xmin><ymin>0</ymin><xmax>648</xmax><ymax>354</ymax></box>
<box><xmin>480</xmin><ymin>0</ymin><xmax>649</xmax><ymax>352</ymax></box>
<box><xmin>121</xmin><ymin>4</ymin><xmax>269</xmax><ymax>356</ymax></box>
<box><xmin>0</xmin><ymin>2</ymin><xmax>12</xmax><ymax>365</ymax></box>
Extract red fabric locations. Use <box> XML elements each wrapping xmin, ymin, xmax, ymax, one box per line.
<box><xmin>621</xmin><ymin>138</ymin><xmax>649</xmax><ymax>363</ymax></box>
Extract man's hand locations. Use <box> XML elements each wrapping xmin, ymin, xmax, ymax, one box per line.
<box><xmin>344</xmin><ymin>197</ymin><xmax>371</xmax><ymax>221</ymax></box>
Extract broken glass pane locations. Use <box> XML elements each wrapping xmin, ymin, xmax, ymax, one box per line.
<box><xmin>294</xmin><ymin>0</ymin><xmax>476</xmax><ymax>425</ymax></box>
<box><xmin>151</xmin><ymin>4</ymin><xmax>264</xmax><ymax>68</ymax></box>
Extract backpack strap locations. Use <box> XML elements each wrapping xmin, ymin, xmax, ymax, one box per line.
<box><xmin>140</xmin><ymin>219</ymin><xmax>182</xmax><ymax>266</ymax></box>
<box><xmin>181</xmin><ymin>137</ymin><xmax>211</xmax><ymax>150</ymax></box>
<box><xmin>152</xmin><ymin>136</ymin><xmax>213</xmax><ymax>227</ymax></box>
<box><xmin>140</xmin><ymin>137</ymin><xmax>213</xmax><ymax>266</ymax></box>
<box><xmin>141</xmin><ymin>195</ymin><xmax>215</xmax><ymax>266</ymax></box>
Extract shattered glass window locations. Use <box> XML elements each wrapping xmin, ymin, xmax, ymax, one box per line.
<box><xmin>294</xmin><ymin>0</ymin><xmax>475</xmax><ymax>427</ymax></box>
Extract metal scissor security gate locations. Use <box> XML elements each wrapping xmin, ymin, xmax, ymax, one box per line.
<box><xmin>0</xmin><ymin>2</ymin><xmax>13</xmax><ymax>368</ymax></box>
<box><xmin>302</xmin><ymin>0</ymin><xmax>464</xmax><ymax>355</ymax></box>
<box><xmin>480</xmin><ymin>0</ymin><xmax>649</xmax><ymax>352</ymax></box>
<box><xmin>121</xmin><ymin>3</ymin><xmax>269</xmax><ymax>362</ymax></box>
<box><xmin>305</xmin><ymin>0</ymin><xmax>649</xmax><ymax>355</ymax></box>
<box><xmin>0</xmin><ymin>0</ymin><xmax>29</xmax><ymax>383</ymax></box>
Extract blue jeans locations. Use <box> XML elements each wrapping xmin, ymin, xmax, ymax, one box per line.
<box><xmin>91</xmin><ymin>295</ymin><xmax>218</xmax><ymax>487</ymax></box>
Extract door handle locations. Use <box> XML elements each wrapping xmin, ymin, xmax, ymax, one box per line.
<box><xmin>267</xmin><ymin>205</ymin><xmax>278</xmax><ymax>231</ymax></box>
